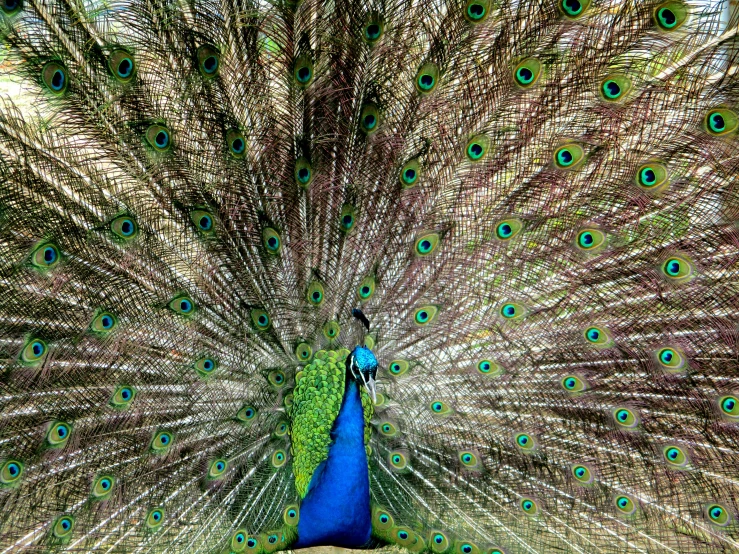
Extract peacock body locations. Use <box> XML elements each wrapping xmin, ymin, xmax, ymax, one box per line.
<box><xmin>0</xmin><ymin>0</ymin><xmax>739</xmax><ymax>552</ymax></box>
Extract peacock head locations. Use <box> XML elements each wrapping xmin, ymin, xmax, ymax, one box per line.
<box><xmin>348</xmin><ymin>346</ymin><xmax>378</xmax><ymax>402</ymax></box>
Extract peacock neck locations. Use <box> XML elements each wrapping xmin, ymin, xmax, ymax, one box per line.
<box><xmin>295</xmin><ymin>376</ymin><xmax>372</xmax><ymax>548</ymax></box>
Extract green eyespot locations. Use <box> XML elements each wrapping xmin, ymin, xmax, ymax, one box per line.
<box><xmin>373</xmin><ymin>507</ymin><xmax>394</xmax><ymax>530</ymax></box>
<box><xmin>340</xmin><ymin>203</ymin><xmax>357</xmax><ymax>233</ymax></box>
<box><xmin>53</xmin><ymin>515</ymin><xmax>75</xmax><ymax>539</ymax></box>
<box><xmin>559</xmin><ymin>0</ymin><xmax>591</xmax><ymax>18</ymax></box>
<box><xmin>42</xmin><ymin>61</ymin><xmax>68</xmax><ymax>95</ymax></box>
<box><xmin>231</xmin><ymin>530</ymin><xmax>249</xmax><ymax>552</ymax></box>
<box><xmin>92</xmin><ymin>475</ymin><xmax>115</xmax><ymax>500</ymax></box>
<box><xmin>553</xmin><ymin>143</ymin><xmax>585</xmax><ymax>169</ymax></box>
<box><xmin>600</xmin><ymin>74</ymin><xmax>631</xmax><ymax>102</ymax></box>
<box><xmin>295</xmin><ymin>157</ymin><xmax>314</xmax><ymax>188</ymax></box>
<box><xmin>150</xmin><ymin>430</ymin><xmax>174</xmax><ymax>454</ymax></box>
<box><xmin>388</xmin><ymin>451</ymin><xmax>409</xmax><ymax>471</ymax></box>
<box><xmin>393</xmin><ymin>527</ymin><xmax>417</xmax><ymax>547</ymax></box>
<box><xmin>513</xmin><ymin>58</ymin><xmax>542</xmax><ymax>88</ymax></box>
<box><xmin>654</xmin><ymin>2</ymin><xmax>688</xmax><ymax>31</ymax></box>
<box><xmin>495</xmin><ymin>218</ymin><xmax>522</xmax><ymax>241</ymax></box>
<box><xmin>655</xmin><ymin>347</ymin><xmax>686</xmax><ymax>372</ymax></box>
<box><xmin>429</xmin><ymin>530</ymin><xmax>450</xmax><ymax>553</ymax></box>
<box><xmin>294</xmin><ymin>55</ymin><xmax>314</xmax><ymax>86</ymax></box>
<box><xmin>661</xmin><ymin>255</ymin><xmax>694</xmax><ymax>283</ymax></box>
<box><xmin>145</xmin><ymin>124</ymin><xmax>172</xmax><ymax>152</ymax></box>
<box><xmin>271</xmin><ymin>449</ymin><xmax>287</xmax><ymax>468</ymax></box>
<box><xmin>108</xmin><ymin>49</ymin><xmax>136</xmax><ymax>82</ymax></box>
<box><xmin>430</xmin><ymin>400</ymin><xmax>453</xmax><ymax>416</ymax></box>
<box><xmin>110</xmin><ymin>215</ymin><xmax>139</xmax><ymax>240</ymax></box>
<box><xmin>21</xmin><ymin>338</ymin><xmax>48</xmax><ymax>365</ymax></box>
<box><xmin>283</xmin><ymin>505</ymin><xmax>300</xmax><ymax>526</ymax></box>
<box><xmin>705</xmin><ymin>108</ymin><xmax>738</xmax><ymax>136</ymax></box>
<box><xmin>167</xmin><ymin>294</ymin><xmax>195</xmax><ymax>315</ymax></box>
<box><xmin>268</xmin><ymin>369</ymin><xmax>286</xmax><ymax>388</ymax></box>
<box><xmin>415</xmin><ymin>232</ymin><xmax>440</xmax><ymax>256</ymax></box>
<box><xmin>488</xmin><ymin>548</ymin><xmax>507</xmax><ymax>554</ymax></box>
<box><xmin>191</xmin><ymin>209</ymin><xmax>215</xmax><ymax>235</ymax></box>
<box><xmin>455</xmin><ymin>541</ymin><xmax>479</xmax><ymax>554</ymax></box>
<box><xmin>360</xmin><ymin>103</ymin><xmax>380</xmax><ymax>134</ymax></box>
<box><xmin>1</xmin><ymin>0</ymin><xmax>22</xmax><ymax>16</ymax></box>
<box><xmin>464</xmin><ymin>0</ymin><xmax>490</xmax><ymax>22</ymax></box>
<box><xmin>515</xmin><ymin>432</ymin><xmax>536</xmax><ymax>452</ymax></box>
<box><xmin>110</xmin><ymin>386</ymin><xmax>135</xmax><ymax>409</ymax></box>
<box><xmin>262</xmin><ymin>227</ymin><xmax>282</xmax><ymax>254</ymax></box>
<box><xmin>237</xmin><ymin>405</ymin><xmax>257</xmax><ymax>422</ymax></box>
<box><xmin>400</xmin><ymin>158</ymin><xmax>421</xmax><ymax>188</ymax></box>
<box><xmin>226</xmin><ymin>129</ymin><xmax>247</xmax><ymax>158</ymax></box>
<box><xmin>306</xmin><ymin>281</ymin><xmax>324</xmax><ymax>306</ymax></box>
<box><xmin>614</xmin><ymin>494</ymin><xmax>637</xmax><ymax>516</ymax></box>
<box><xmin>30</xmin><ymin>241</ymin><xmax>60</xmax><ymax>269</ymax></box>
<box><xmin>415</xmin><ymin>63</ymin><xmax>439</xmax><ymax>94</ymax></box>
<box><xmin>414</xmin><ymin>305</ymin><xmax>439</xmax><ymax>325</ymax></box>
<box><xmin>194</xmin><ymin>356</ymin><xmax>217</xmax><ymax>378</ymax></box>
<box><xmin>378</xmin><ymin>421</ymin><xmax>398</xmax><ymax>437</ymax></box>
<box><xmin>613</xmin><ymin>407</ymin><xmax>639</xmax><ymax>429</ymax></box>
<box><xmin>208</xmin><ymin>459</ymin><xmax>228</xmax><ymax>479</ymax></box>
<box><xmin>90</xmin><ymin>312</ymin><xmax>117</xmax><ymax>335</ymax></box>
<box><xmin>46</xmin><ymin>421</ymin><xmax>72</xmax><ymax>448</ymax></box>
<box><xmin>0</xmin><ymin>460</ymin><xmax>23</xmax><ymax>486</ymax></box>
<box><xmin>197</xmin><ymin>44</ymin><xmax>220</xmax><ymax>77</ymax></box>
<box><xmin>561</xmin><ymin>374</ymin><xmax>587</xmax><ymax>393</ymax></box>
<box><xmin>388</xmin><ymin>359</ymin><xmax>410</xmax><ymax>376</ymax></box>
<box><xmin>499</xmin><ymin>302</ymin><xmax>525</xmax><ymax>321</ymax></box>
<box><xmin>146</xmin><ymin>507</ymin><xmax>165</xmax><ymax>530</ymax></box>
<box><xmin>465</xmin><ymin>134</ymin><xmax>490</xmax><ymax>162</ymax></box>
<box><xmin>251</xmin><ymin>309</ymin><xmax>271</xmax><ymax>330</ymax></box>
<box><xmin>636</xmin><ymin>162</ymin><xmax>669</xmax><ymax>191</ymax></box>
<box><xmin>576</xmin><ymin>228</ymin><xmax>605</xmax><ymax>251</ymax></box>
<box><xmin>295</xmin><ymin>343</ymin><xmax>312</xmax><ymax>362</ymax></box>
<box><xmin>706</xmin><ymin>503</ymin><xmax>731</xmax><ymax>526</ymax></box>
<box><xmin>719</xmin><ymin>395</ymin><xmax>739</xmax><ymax>419</ymax></box>
<box><xmin>584</xmin><ymin>326</ymin><xmax>612</xmax><ymax>347</ymax></box>
<box><xmin>520</xmin><ymin>497</ymin><xmax>540</xmax><ymax>516</ymax></box>
<box><xmin>662</xmin><ymin>445</ymin><xmax>689</xmax><ymax>468</ymax></box>
<box><xmin>477</xmin><ymin>359</ymin><xmax>503</xmax><ymax>376</ymax></box>
<box><xmin>571</xmin><ymin>464</ymin><xmax>594</xmax><ymax>485</ymax></box>
<box><xmin>458</xmin><ymin>451</ymin><xmax>480</xmax><ymax>469</ymax></box>
<box><xmin>363</xmin><ymin>17</ymin><xmax>384</xmax><ymax>44</ymax></box>
<box><xmin>357</xmin><ymin>276</ymin><xmax>376</xmax><ymax>301</ymax></box>
<box><xmin>323</xmin><ymin>320</ymin><xmax>340</xmax><ymax>340</ymax></box>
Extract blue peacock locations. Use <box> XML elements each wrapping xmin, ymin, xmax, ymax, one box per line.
<box><xmin>0</xmin><ymin>0</ymin><xmax>739</xmax><ymax>552</ymax></box>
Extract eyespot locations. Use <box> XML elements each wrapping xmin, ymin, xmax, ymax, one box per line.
<box><xmin>495</xmin><ymin>218</ymin><xmax>522</xmax><ymax>240</ymax></box>
<box><xmin>262</xmin><ymin>227</ymin><xmax>282</xmax><ymax>254</ymax></box>
<box><xmin>414</xmin><ymin>305</ymin><xmax>439</xmax><ymax>325</ymax></box>
<box><xmin>110</xmin><ymin>386</ymin><xmax>136</xmax><ymax>409</ymax></box>
<box><xmin>108</xmin><ymin>49</ymin><xmax>135</xmax><ymax>82</ymax></box>
<box><xmin>92</xmin><ymin>475</ymin><xmax>115</xmax><ymax>499</ymax></box>
<box><xmin>415</xmin><ymin>232</ymin><xmax>440</xmax><ymax>256</ymax></box>
<box><xmin>553</xmin><ymin>143</ymin><xmax>585</xmax><ymax>169</ymax></box>
<box><xmin>53</xmin><ymin>515</ymin><xmax>75</xmax><ymax>538</ymax></box>
<box><xmin>356</xmin><ymin>276</ymin><xmax>376</xmax><ymax>302</ymax></box>
<box><xmin>654</xmin><ymin>2</ymin><xmax>688</xmax><ymax>31</ymax></box>
<box><xmin>46</xmin><ymin>421</ymin><xmax>72</xmax><ymax>448</ymax></box>
<box><xmin>146</xmin><ymin>507</ymin><xmax>165</xmax><ymax>529</ymax></box>
<box><xmin>363</xmin><ymin>17</ymin><xmax>384</xmax><ymax>43</ymax></box>
<box><xmin>388</xmin><ymin>359</ymin><xmax>410</xmax><ymax>376</ymax></box>
<box><xmin>719</xmin><ymin>395</ymin><xmax>739</xmax><ymax>419</ymax></box>
<box><xmin>271</xmin><ymin>449</ymin><xmax>287</xmax><ymax>468</ymax></box>
<box><xmin>706</xmin><ymin>503</ymin><xmax>731</xmax><ymax>526</ymax></box>
<box><xmin>110</xmin><ymin>215</ymin><xmax>139</xmax><ymax>240</ymax></box>
<box><xmin>42</xmin><ymin>61</ymin><xmax>68</xmax><ymax>94</ymax></box>
<box><xmin>295</xmin><ymin>343</ymin><xmax>312</xmax><ymax>362</ymax></box>
<box><xmin>145</xmin><ymin>124</ymin><xmax>171</xmax><ymax>152</ymax></box>
<box><xmin>400</xmin><ymin>158</ymin><xmax>420</xmax><ymax>188</ymax></box>
<box><xmin>294</xmin><ymin>157</ymin><xmax>314</xmax><ymax>188</ymax></box>
<box><xmin>429</xmin><ymin>530</ymin><xmax>449</xmax><ymax>553</ymax></box>
<box><xmin>373</xmin><ymin>392</ymin><xmax>387</xmax><ymax>407</ymax></box>
<box><xmin>306</xmin><ymin>281</ymin><xmax>324</xmax><ymax>306</ymax></box>
<box><xmin>190</xmin><ymin>209</ymin><xmax>215</xmax><ymax>235</ymax></box>
<box><xmin>430</xmin><ymin>400</ymin><xmax>452</xmax><ymax>416</ymax></box>
<box><xmin>283</xmin><ymin>505</ymin><xmax>299</xmax><ymax>526</ymax></box>
<box><xmin>322</xmin><ymin>321</ymin><xmax>340</xmax><ymax>341</ymax></box>
<box><xmin>661</xmin><ymin>255</ymin><xmax>694</xmax><ymax>282</ymax></box>
<box><xmin>635</xmin><ymin>162</ymin><xmax>669</xmax><ymax>191</ymax></box>
<box><xmin>378</xmin><ymin>421</ymin><xmax>398</xmax><ymax>437</ymax></box>
<box><xmin>167</xmin><ymin>294</ymin><xmax>195</xmax><ymax>315</ymax></box>
<box><xmin>662</xmin><ymin>445</ymin><xmax>689</xmax><ymax>468</ymax></box>
<box><xmin>197</xmin><ymin>45</ymin><xmax>220</xmax><ymax>77</ymax></box>
<box><xmin>613</xmin><ymin>407</ymin><xmax>639</xmax><ymax>429</ymax></box>
<box><xmin>455</xmin><ymin>541</ymin><xmax>479</xmax><ymax>554</ymax></box>
<box><xmin>340</xmin><ymin>204</ymin><xmax>357</xmax><ymax>233</ymax></box>
<box><xmin>294</xmin><ymin>55</ymin><xmax>314</xmax><ymax>86</ymax></box>
<box><xmin>251</xmin><ymin>309</ymin><xmax>271</xmax><ymax>330</ymax></box>
<box><xmin>360</xmin><ymin>103</ymin><xmax>380</xmax><ymax>134</ymax></box>
<box><xmin>559</xmin><ymin>0</ymin><xmax>591</xmax><ymax>17</ymax></box>
<box><xmin>477</xmin><ymin>359</ymin><xmax>503</xmax><ymax>376</ymax></box>
<box><xmin>236</xmin><ymin>405</ymin><xmax>257</xmax><ymax>422</ymax></box>
<box><xmin>245</xmin><ymin>535</ymin><xmax>260</xmax><ymax>552</ymax></box>
<box><xmin>208</xmin><ymin>459</ymin><xmax>228</xmax><ymax>479</ymax></box>
<box><xmin>231</xmin><ymin>530</ymin><xmax>248</xmax><ymax>551</ymax></box>
<box><xmin>655</xmin><ymin>347</ymin><xmax>686</xmax><ymax>372</ymax></box>
<box><xmin>584</xmin><ymin>326</ymin><xmax>612</xmax><ymax>347</ymax></box>
<box><xmin>458</xmin><ymin>451</ymin><xmax>480</xmax><ymax>469</ymax></box>
<box><xmin>268</xmin><ymin>369</ymin><xmax>286</xmax><ymax>388</ymax></box>
<box><xmin>151</xmin><ymin>430</ymin><xmax>173</xmax><ymax>453</ymax></box>
<box><xmin>513</xmin><ymin>58</ymin><xmax>542</xmax><ymax>88</ymax></box>
<box><xmin>599</xmin><ymin>74</ymin><xmax>632</xmax><ymax>102</ymax></box>
<box><xmin>21</xmin><ymin>338</ymin><xmax>48</xmax><ymax>364</ymax></box>
<box><xmin>226</xmin><ymin>129</ymin><xmax>247</xmax><ymax>158</ymax></box>
<box><xmin>464</xmin><ymin>0</ymin><xmax>490</xmax><ymax>22</ymax></box>
<box><xmin>488</xmin><ymin>549</ymin><xmax>507</xmax><ymax>554</ymax></box>
<box><xmin>465</xmin><ymin>134</ymin><xmax>490</xmax><ymax>161</ymax></box>
<box><xmin>614</xmin><ymin>494</ymin><xmax>637</xmax><ymax>516</ymax></box>
<box><xmin>415</xmin><ymin>62</ymin><xmax>439</xmax><ymax>94</ymax></box>
<box><xmin>388</xmin><ymin>451</ymin><xmax>408</xmax><ymax>471</ymax></box>
<box><xmin>515</xmin><ymin>432</ymin><xmax>537</xmax><ymax>452</ymax></box>
<box><xmin>705</xmin><ymin>108</ymin><xmax>738</xmax><ymax>136</ymax></box>
<box><xmin>571</xmin><ymin>464</ymin><xmax>594</xmax><ymax>484</ymax></box>
<box><xmin>499</xmin><ymin>302</ymin><xmax>525</xmax><ymax>320</ymax></box>
<box><xmin>0</xmin><ymin>0</ymin><xmax>22</xmax><ymax>16</ymax></box>
<box><xmin>193</xmin><ymin>356</ymin><xmax>217</xmax><ymax>378</ymax></box>
<box><xmin>520</xmin><ymin>497</ymin><xmax>539</xmax><ymax>516</ymax></box>
<box><xmin>90</xmin><ymin>312</ymin><xmax>117</xmax><ymax>335</ymax></box>
<box><xmin>561</xmin><ymin>374</ymin><xmax>588</xmax><ymax>394</ymax></box>
<box><xmin>394</xmin><ymin>527</ymin><xmax>417</xmax><ymax>547</ymax></box>
<box><xmin>576</xmin><ymin>229</ymin><xmax>605</xmax><ymax>251</ymax></box>
<box><xmin>373</xmin><ymin>507</ymin><xmax>394</xmax><ymax>530</ymax></box>
<box><xmin>0</xmin><ymin>459</ymin><xmax>22</xmax><ymax>486</ymax></box>
<box><xmin>30</xmin><ymin>241</ymin><xmax>60</xmax><ymax>269</ymax></box>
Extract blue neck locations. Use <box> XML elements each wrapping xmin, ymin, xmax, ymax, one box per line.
<box><xmin>295</xmin><ymin>379</ymin><xmax>372</xmax><ymax>548</ymax></box>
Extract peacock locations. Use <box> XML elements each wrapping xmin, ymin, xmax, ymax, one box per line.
<box><xmin>0</xmin><ymin>0</ymin><xmax>738</xmax><ymax>551</ymax></box>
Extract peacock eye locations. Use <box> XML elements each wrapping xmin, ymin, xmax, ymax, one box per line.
<box><xmin>194</xmin><ymin>357</ymin><xmax>217</xmax><ymax>378</ymax></box>
<box><xmin>357</xmin><ymin>276</ymin><xmax>376</xmax><ymax>301</ymax></box>
<box><xmin>209</xmin><ymin>459</ymin><xmax>228</xmax><ymax>479</ymax></box>
<box><xmin>359</xmin><ymin>103</ymin><xmax>380</xmax><ymax>133</ymax></box>
<box><xmin>167</xmin><ymin>294</ymin><xmax>195</xmax><ymax>315</ymax></box>
<box><xmin>294</xmin><ymin>157</ymin><xmax>314</xmax><ymax>188</ymax></box>
<box><xmin>90</xmin><ymin>312</ymin><xmax>117</xmax><ymax>334</ymax></box>
<box><xmin>515</xmin><ymin>432</ymin><xmax>536</xmax><ymax>452</ymax></box>
<box><xmin>92</xmin><ymin>475</ymin><xmax>115</xmax><ymax>499</ymax></box>
<box><xmin>237</xmin><ymin>405</ymin><xmax>256</xmax><ymax>422</ymax></box>
<box><xmin>42</xmin><ymin>61</ymin><xmax>68</xmax><ymax>94</ymax></box>
<box><xmin>53</xmin><ymin>515</ymin><xmax>75</xmax><ymax>537</ymax></box>
<box><xmin>600</xmin><ymin>74</ymin><xmax>631</xmax><ymax>102</ymax></box>
<box><xmin>46</xmin><ymin>421</ymin><xmax>72</xmax><ymax>447</ymax></box>
<box><xmin>190</xmin><ymin>209</ymin><xmax>215</xmax><ymax>235</ymax></box>
<box><xmin>294</xmin><ymin>55</ymin><xmax>314</xmax><ymax>86</ymax></box>
<box><xmin>283</xmin><ymin>505</ymin><xmax>300</xmax><ymax>525</ymax></box>
<box><xmin>306</xmin><ymin>281</ymin><xmax>325</xmax><ymax>306</ymax></box>
<box><xmin>400</xmin><ymin>158</ymin><xmax>420</xmax><ymax>188</ymax></box>
<box><xmin>559</xmin><ymin>0</ymin><xmax>591</xmax><ymax>18</ymax></box>
<box><xmin>513</xmin><ymin>58</ymin><xmax>542</xmax><ymax>88</ymax></box>
<box><xmin>251</xmin><ymin>309</ymin><xmax>271</xmax><ymax>330</ymax></box>
<box><xmin>414</xmin><ymin>305</ymin><xmax>439</xmax><ymax>325</ymax></box>
<box><xmin>553</xmin><ymin>143</ymin><xmax>585</xmax><ymax>169</ymax></box>
<box><xmin>197</xmin><ymin>44</ymin><xmax>220</xmax><ymax>77</ymax></box>
<box><xmin>388</xmin><ymin>359</ymin><xmax>409</xmax><ymax>376</ymax></box>
<box><xmin>430</xmin><ymin>531</ymin><xmax>449</xmax><ymax>552</ymax></box>
<box><xmin>150</xmin><ymin>430</ymin><xmax>174</xmax><ymax>453</ymax></box>
<box><xmin>576</xmin><ymin>229</ymin><xmax>605</xmax><ymax>251</ymax></box>
<box><xmin>706</xmin><ymin>503</ymin><xmax>731</xmax><ymax>526</ymax></box>
<box><xmin>415</xmin><ymin>232</ymin><xmax>440</xmax><ymax>256</ymax></box>
<box><xmin>520</xmin><ymin>497</ymin><xmax>539</xmax><ymax>515</ymax></box>
<box><xmin>145</xmin><ymin>124</ymin><xmax>171</xmax><ymax>152</ymax></box>
<box><xmin>476</xmin><ymin>359</ymin><xmax>502</xmax><ymax>376</ymax></box>
<box><xmin>499</xmin><ymin>302</ymin><xmax>525</xmax><ymax>320</ymax></box>
<box><xmin>146</xmin><ymin>508</ymin><xmax>165</xmax><ymax>529</ymax></box>
<box><xmin>719</xmin><ymin>395</ymin><xmax>739</xmax><ymax>418</ymax></box>
<box><xmin>30</xmin><ymin>241</ymin><xmax>60</xmax><ymax>269</ymax></box>
<box><xmin>379</xmin><ymin>421</ymin><xmax>398</xmax><ymax>437</ymax></box>
<box><xmin>21</xmin><ymin>338</ymin><xmax>48</xmax><ymax>364</ymax></box>
<box><xmin>429</xmin><ymin>400</ymin><xmax>452</xmax><ymax>416</ymax></box>
<box><xmin>271</xmin><ymin>449</ymin><xmax>287</xmax><ymax>467</ymax></box>
<box><xmin>561</xmin><ymin>374</ymin><xmax>587</xmax><ymax>393</ymax></box>
<box><xmin>464</xmin><ymin>0</ymin><xmax>490</xmax><ymax>22</ymax></box>
<box><xmin>705</xmin><ymin>108</ymin><xmax>738</xmax><ymax>136</ymax></box>
<box><xmin>340</xmin><ymin>204</ymin><xmax>357</xmax><ymax>233</ymax></box>
<box><xmin>495</xmin><ymin>218</ymin><xmax>522</xmax><ymax>240</ymax></box>
<box><xmin>635</xmin><ymin>162</ymin><xmax>669</xmax><ymax>191</ymax></box>
<box><xmin>388</xmin><ymin>451</ymin><xmax>408</xmax><ymax>470</ymax></box>
<box><xmin>362</xmin><ymin>18</ymin><xmax>384</xmax><ymax>43</ymax></box>
<box><xmin>226</xmin><ymin>129</ymin><xmax>247</xmax><ymax>158</ymax></box>
<box><xmin>108</xmin><ymin>49</ymin><xmax>136</xmax><ymax>82</ymax></box>
<box><xmin>654</xmin><ymin>2</ymin><xmax>688</xmax><ymax>31</ymax></box>
<box><xmin>415</xmin><ymin>63</ymin><xmax>439</xmax><ymax>94</ymax></box>
<box><xmin>0</xmin><ymin>0</ymin><xmax>22</xmax><ymax>15</ymax></box>
<box><xmin>584</xmin><ymin>325</ymin><xmax>612</xmax><ymax>347</ymax></box>
<box><xmin>613</xmin><ymin>407</ymin><xmax>639</xmax><ymax>429</ymax></box>
<box><xmin>458</xmin><ymin>450</ymin><xmax>480</xmax><ymax>469</ymax></box>
<box><xmin>268</xmin><ymin>370</ymin><xmax>286</xmax><ymax>388</ymax></box>
<box><xmin>614</xmin><ymin>494</ymin><xmax>637</xmax><ymax>515</ymax></box>
<box><xmin>571</xmin><ymin>464</ymin><xmax>593</xmax><ymax>484</ymax></box>
<box><xmin>465</xmin><ymin>134</ymin><xmax>490</xmax><ymax>161</ymax></box>
<box><xmin>110</xmin><ymin>386</ymin><xmax>136</xmax><ymax>409</ymax></box>
<box><xmin>110</xmin><ymin>215</ymin><xmax>139</xmax><ymax>240</ymax></box>
<box><xmin>295</xmin><ymin>342</ymin><xmax>312</xmax><ymax>362</ymax></box>
<box><xmin>661</xmin><ymin>255</ymin><xmax>694</xmax><ymax>282</ymax></box>
<box><xmin>662</xmin><ymin>445</ymin><xmax>689</xmax><ymax>468</ymax></box>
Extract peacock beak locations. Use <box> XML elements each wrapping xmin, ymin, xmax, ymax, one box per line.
<box><xmin>359</xmin><ymin>372</ymin><xmax>377</xmax><ymax>403</ymax></box>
